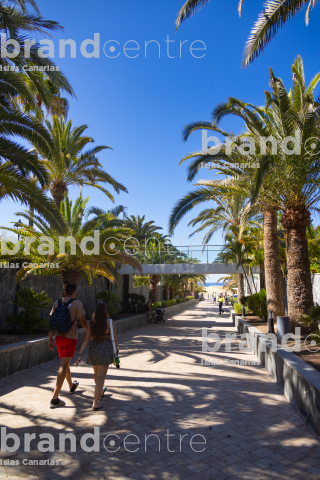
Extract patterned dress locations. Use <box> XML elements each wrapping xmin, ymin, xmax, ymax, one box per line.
<box><xmin>87</xmin><ymin>336</ymin><xmax>114</xmax><ymax>366</ymax></box>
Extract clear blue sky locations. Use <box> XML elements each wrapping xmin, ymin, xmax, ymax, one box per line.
<box><xmin>3</xmin><ymin>0</ymin><xmax>320</xmax><ymax>279</ymax></box>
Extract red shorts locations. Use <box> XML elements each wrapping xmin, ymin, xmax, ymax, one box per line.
<box><xmin>55</xmin><ymin>336</ymin><xmax>77</xmax><ymax>358</ymax></box>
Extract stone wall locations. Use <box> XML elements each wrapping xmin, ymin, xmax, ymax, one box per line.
<box><xmin>0</xmin><ymin>299</ymin><xmax>197</xmax><ymax>377</ymax></box>
<box><xmin>0</xmin><ymin>268</ymin><xmax>121</xmax><ymax>328</ymax></box>
<box><xmin>230</xmin><ymin>308</ymin><xmax>320</xmax><ymax>438</ymax></box>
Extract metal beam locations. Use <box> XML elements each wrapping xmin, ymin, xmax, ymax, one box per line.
<box><xmin>118</xmin><ymin>264</ymin><xmax>261</xmax><ymax>275</ymax></box>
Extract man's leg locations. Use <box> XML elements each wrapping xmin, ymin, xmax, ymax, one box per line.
<box><xmin>65</xmin><ymin>364</ymin><xmax>74</xmax><ymax>390</ymax></box>
<box><xmin>52</xmin><ymin>357</ymin><xmax>72</xmax><ymax>400</ymax></box>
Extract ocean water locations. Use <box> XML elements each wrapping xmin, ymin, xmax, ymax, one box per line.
<box><xmin>204</xmin><ymin>282</ymin><xmax>223</xmax><ymax>287</ymax></box>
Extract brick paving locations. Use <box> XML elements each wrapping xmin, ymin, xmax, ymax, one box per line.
<box><xmin>0</xmin><ymin>300</ymin><xmax>319</xmax><ymax>479</ymax></box>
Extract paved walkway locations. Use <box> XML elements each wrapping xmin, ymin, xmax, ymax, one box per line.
<box><xmin>0</xmin><ymin>301</ymin><xmax>319</xmax><ymax>480</ymax></box>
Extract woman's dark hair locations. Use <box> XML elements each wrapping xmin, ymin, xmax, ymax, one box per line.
<box><xmin>91</xmin><ymin>302</ymin><xmax>109</xmax><ymax>341</ymax></box>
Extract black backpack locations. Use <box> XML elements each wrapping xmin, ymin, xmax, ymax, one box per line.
<box><xmin>49</xmin><ymin>299</ymin><xmax>77</xmax><ymax>333</ymax></box>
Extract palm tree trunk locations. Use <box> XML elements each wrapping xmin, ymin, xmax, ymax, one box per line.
<box><xmin>163</xmin><ymin>285</ymin><xmax>169</xmax><ymax>301</ymax></box>
<box><xmin>239</xmin><ymin>261</ymin><xmax>253</xmax><ymax>296</ymax></box>
<box><xmin>50</xmin><ymin>183</ymin><xmax>67</xmax><ymax>210</ymax></box>
<box><xmin>285</xmin><ymin>221</ymin><xmax>313</xmax><ymax>320</ymax></box>
<box><xmin>250</xmin><ymin>270</ymin><xmax>257</xmax><ymax>294</ymax></box>
<box><xmin>263</xmin><ymin>211</ymin><xmax>285</xmax><ymax>319</ymax></box>
<box><xmin>237</xmin><ymin>274</ymin><xmax>245</xmax><ymax>298</ymax></box>
<box><xmin>29</xmin><ymin>201</ymin><xmax>34</xmax><ymax>227</ymax></box>
<box><xmin>149</xmin><ymin>275</ymin><xmax>159</xmax><ymax>303</ymax></box>
<box><xmin>61</xmin><ymin>270</ymin><xmax>82</xmax><ymax>297</ymax></box>
<box><xmin>170</xmin><ymin>287</ymin><xmax>175</xmax><ymax>300</ymax></box>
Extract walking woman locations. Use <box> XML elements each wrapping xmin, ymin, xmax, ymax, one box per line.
<box><xmin>76</xmin><ymin>303</ymin><xmax>118</xmax><ymax>411</ymax></box>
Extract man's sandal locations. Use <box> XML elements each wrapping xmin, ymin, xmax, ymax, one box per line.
<box><xmin>92</xmin><ymin>403</ymin><xmax>103</xmax><ymax>411</ymax></box>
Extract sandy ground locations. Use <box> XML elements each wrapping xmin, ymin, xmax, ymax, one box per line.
<box><xmin>202</xmin><ymin>284</ymin><xmax>233</xmax><ymax>297</ymax></box>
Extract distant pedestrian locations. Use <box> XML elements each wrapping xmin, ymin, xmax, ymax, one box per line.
<box><xmin>219</xmin><ymin>295</ymin><xmax>224</xmax><ymax>314</ymax></box>
<box><xmin>48</xmin><ymin>284</ymin><xmax>87</xmax><ymax>409</ymax></box>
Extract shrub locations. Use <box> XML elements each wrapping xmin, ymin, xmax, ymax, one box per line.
<box><xmin>298</xmin><ymin>304</ymin><xmax>320</xmax><ymax>337</ymax></box>
<box><xmin>179</xmin><ymin>297</ymin><xmax>187</xmax><ymax>303</ymax></box>
<box><xmin>122</xmin><ymin>293</ymin><xmax>146</xmax><ymax>313</ymax></box>
<box><xmin>164</xmin><ymin>299</ymin><xmax>177</xmax><ymax>307</ymax></box>
<box><xmin>5</xmin><ymin>287</ymin><xmax>52</xmax><ymax>333</ymax></box>
<box><xmin>186</xmin><ymin>296</ymin><xmax>194</xmax><ymax>301</ymax></box>
<box><xmin>240</xmin><ymin>296</ymin><xmax>249</xmax><ymax>305</ymax></box>
<box><xmin>233</xmin><ymin>303</ymin><xmax>249</xmax><ymax>315</ymax></box>
<box><xmin>311</xmin><ymin>263</ymin><xmax>320</xmax><ymax>273</ymax></box>
<box><xmin>151</xmin><ymin>301</ymin><xmax>162</xmax><ymax>309</ymax></box>
<box><xmin>246</xmin><ymin>289</ymin><xmax>267</xmax><ymax>320</ymax></box>
<box><xmin>96</xmin><ymin>291</ymin><xmax>121</xmax><ymax>316</ymax></box>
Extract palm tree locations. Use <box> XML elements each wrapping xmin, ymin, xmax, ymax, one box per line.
<box><xmin>0</xmin><ymin>1</ymin><xmax>74</xmax><ymax>98</ymax></box>
<box><xmin>19</xmin><ymin>72</ymin><xmax>70</xmax><ymax>121</ymax></box>
<box><xmin>0</xmin><ymin>59</ymin><xmax>64</xmax><ymax>227</ymax></box>
<box><xmin>176</xmin><ymin>121</ymin><xmax>286</xmax><ymax>316</ymax></box>
<box><xmin>169</xmin><ymin>189</ymin><xmax>260</xmax><ymax>298</ymax></box>
<box><xmin>182</xmin><ymin>56</ymin><xmax>319</xmax><ymax>319</ymax></box>
<box><xmin>1</xmin><ymin>193</ymin><xmax>141</xmax><ymax>295</ymax></box>
<box><xmin>175</xmin><ymin>1</ymin><xmax>317</xmax><ymax>67</ymax></box>
<box><xmin>36</xmin><ymin>116</ymin><xmax>127</xmax><ymax>209</ymax></box>
<box><xmin>124</xmin><ymin>215</ymin><xmax>163</xmax><ymax>242</ymax></box>
<box><xmin>0</xmin><ymin>163</ymin><xmax>61</xmax><ymax>229</ymax></box>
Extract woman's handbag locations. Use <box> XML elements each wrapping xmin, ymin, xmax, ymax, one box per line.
<box><xmin>109</xmin><ymin>319</ymin><xmax>120</xmax><ymax>369</ymax></box>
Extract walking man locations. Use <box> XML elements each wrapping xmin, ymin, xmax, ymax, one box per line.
<box><xmin>48</xmin><ymin>283</ymin><xmax>87</xmax><ymax>408</ymax></box>
<box><xmin>218</xmin><ymin>294</ymin><xmax>224</xmax><ymax>314</ymax></box>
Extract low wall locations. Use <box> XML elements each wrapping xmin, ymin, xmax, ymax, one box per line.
<box><xmin>230</xmin><ymin>309</ymin><xmax>320</xmax><ymax>437</ymax></box>
<box><xmin>0</xmin><ymin>299</ymin><xmax>197</xmax><ymax>378</ymax></box>
<box><xmin>0</xmin><ymin>268</ymin><xmax>119</xmax><ymax>328</ymax></box>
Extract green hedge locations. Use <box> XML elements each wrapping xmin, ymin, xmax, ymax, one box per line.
<box><xmin>233</xmin><ymin>303</ymin><xmax>249</xmax><ymax>315</ymax></box>
<box><xmin>179</xmin><ymin>297</ymin><xmax>187</xmax><ymax>303</ymax></box>
<box><xmin>164</xmin><ymin>299</ymin><xmax>177</xmax><ymax>307</ymax></box>
<box><xmin>186</xmin><ymin>296</ymin><xmax>194</xmax><ymax>301</ymax></box>
<box><xmin>246</xmin><ymin>289</ymin><xmax>267</xmax><ymax>319</ymax></box>
<box><xmin>151</xmin><ymin>301</ymin><xmax>162</xmax><ymax>310</ymax></box>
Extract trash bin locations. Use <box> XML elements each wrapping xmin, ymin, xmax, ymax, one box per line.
<box><xmin>276</xmin><ymin>316</ymin><xmax>291</xmax><ymax>342</ymax></box>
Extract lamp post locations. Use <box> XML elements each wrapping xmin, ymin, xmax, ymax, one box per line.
<box><xmin>268</xmin><ymin>311</ymin><xmax>275</xmax><ymax>334</ymax></box>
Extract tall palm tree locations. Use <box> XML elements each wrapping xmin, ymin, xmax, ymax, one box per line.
<box><xmin>1</xmin><ymin>193</ymin><xmax>141</xmax><ymax>295</ymax></box>
<box><xmin>176</xmin><ymin>111</ymin><xmax>287</xmax><ymax>316</ymax></box>
<box><xmin>181</xmin><ymin>56</ymin><xmax>319</xmax><ymax>320</ymax></box>
<box><xmin>169</xmin><ymin>189</ymin><xmax>260</xmax><ymax>298</ymax></box>
<box><xmin>36</xmin><ymin>116</ymin><xmax>127</xmax><ymax>209</ymax></box>
<box><xmin>175</xmin><ymin>0</ymin><xmax>317</xmax><ymax>66</ymax></box>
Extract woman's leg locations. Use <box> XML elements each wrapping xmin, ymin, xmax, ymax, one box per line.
<box><xmin>93</xmin><ymin>365</ymin><xmax>98</xmax><ymax>385</ymax></box>
<box><xmin>93</xmin><ymin>365</ymin><xmax>109</xmax><ymax>408</ymax></box>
